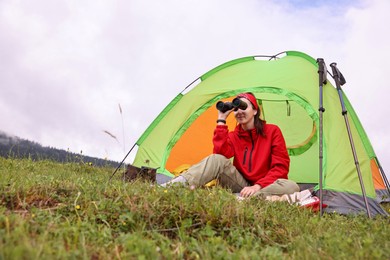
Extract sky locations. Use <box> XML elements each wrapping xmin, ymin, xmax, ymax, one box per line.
<box><xmin>1</xmin><ymin>0</ymin><xmax>389</xmax><ymax>179</ymax></box>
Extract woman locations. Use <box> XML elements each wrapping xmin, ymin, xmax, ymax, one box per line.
<box><xmin>162</xmin><ymin>92</ymin><xmax>299</xmax><ymax>198</ymax></box>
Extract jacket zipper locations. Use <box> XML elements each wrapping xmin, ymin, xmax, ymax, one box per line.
<box><xmin>243</xmin><ymin>147</ymin><xmax>248</xmax><ymax>165</ymax></box>
<box><xmin>249</xmin><ymin>134</ymin><xmax>254</xmax><ymax>172</ymax></box>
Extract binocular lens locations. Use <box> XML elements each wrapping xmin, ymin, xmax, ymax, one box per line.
<box><xmin>232</xmin><ymin>98</ymin><xmax>248</xmax><ymax>110</ymax></box>
<box><xmin>216</xmin><ymin>101</ymin><xmax>234</xmax><ymax>113</ymax></box>
<box><xmin>216</xmin><ymin>98</ymin><xmax>248</xmax><ymax>112</ymax></box>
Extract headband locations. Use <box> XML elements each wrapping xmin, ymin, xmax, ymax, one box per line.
<box><xmin>237</xmin><ymin>93</ymin><xmax>259</xmax><ymax>110</ymax></box>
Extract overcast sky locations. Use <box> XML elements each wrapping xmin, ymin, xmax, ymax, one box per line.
<box><xmin>1</xmin><ymin>0</ymin><xmax>389</xmax><ymax>179</ymax></box>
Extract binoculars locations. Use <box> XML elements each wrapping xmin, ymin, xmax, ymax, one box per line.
<box><xmin>216</xmin><ymin>98</ymin><xmax>248</xmax><ymax>113</ymax></box>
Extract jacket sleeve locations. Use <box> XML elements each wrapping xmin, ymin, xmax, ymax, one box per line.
<box><xmin>255</xmin><ymin>127</ymin><xmax>290</xmax><ymax>188</ymax></box>
<box><xmin>212</xmin><ymin>125</ymin><xmax>234</xmax><ymax>159</ymax></box>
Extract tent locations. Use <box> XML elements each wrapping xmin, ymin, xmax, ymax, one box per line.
<box><xmin>130</xmin><ymin>51</ymin><xmax>389</xmax><ymax>216</ymax></box>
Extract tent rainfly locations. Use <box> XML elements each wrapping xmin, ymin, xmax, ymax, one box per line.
<box><xmin>128</xmin><ymin>51</ymin><xmax>389</xmax><ymax>216</ymax></box>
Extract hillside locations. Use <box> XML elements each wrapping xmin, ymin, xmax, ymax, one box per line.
<box><xmin>0</xmin><ymin>157</ymin><xmax>389</xmax><ymax>259</ymax></box>
<box><xmin>0</xmin><ymin>131</ymin><xmax>119</xmax><ymax>167</ymax></box>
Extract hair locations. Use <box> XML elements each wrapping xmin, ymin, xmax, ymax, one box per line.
<box><xmin>243</xmin><ymin>92</ymin><xmax>265</xmax><ymax>136</ymax></box>
<box><xmin>254</xmin><ymin>106</ymin><xmax>266</xmax><ymax>136</ymax></box>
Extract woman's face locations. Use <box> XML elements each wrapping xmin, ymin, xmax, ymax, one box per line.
<box><xmin>234</xmin><ymin>98</ymin><xmax>257</xmax><ymax>126</ymax></box>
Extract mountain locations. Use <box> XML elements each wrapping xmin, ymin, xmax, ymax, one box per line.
<box><xmin>0</xmin><ymin>131</ymin><xmax>120</xmax><ymax>167</ymax></box>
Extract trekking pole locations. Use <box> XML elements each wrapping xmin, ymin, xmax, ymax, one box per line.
<box><xmin>330</xmin><ymin>62</ymin><xmax>372</xmax><ymax>218</ymax></box>
<box><xmin>317</xmin><ymin>58</ymin><xmax>327</xmax><ymax>216</ymax></box>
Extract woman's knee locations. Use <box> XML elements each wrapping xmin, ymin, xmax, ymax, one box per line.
<box><xmin>206</xmin><ymin>154</ymin><xmax>230</xmax><ymax>165</ymax></box>
<box><xmin>275</xmin><ymin>179</ymin><xmax>300</xmax><ymax>194</ymax></box>
<box><xmin>258</xmin><ymin>179</ymin><xmax>300</xmax><ymax>196</ymax></box>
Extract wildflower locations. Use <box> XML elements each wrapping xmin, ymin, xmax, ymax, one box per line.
<box><xmin>164</xmin><ymin>190</ymin><xmax>168</xmax><ymax>193</ymax></box>
<box><xmin>75</xmin><ymin>205</ymin><xmax>81</xmax><ymax>210</ymax></box>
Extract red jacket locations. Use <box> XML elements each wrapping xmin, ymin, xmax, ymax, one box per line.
<box><xmin>213</xmin><ymin>123</ymin><xmax>290</xmax><ymax>188</ymax></box>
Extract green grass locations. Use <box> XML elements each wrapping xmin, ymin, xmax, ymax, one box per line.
<box><xmin>0</xmin><ymin>157</ymin><xmax>389</xmax><ymax>259</ymax></box>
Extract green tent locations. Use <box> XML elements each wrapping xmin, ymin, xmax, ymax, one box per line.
<box><xmin>131</xmin><ymin>51</ymin><xmax>389</xmax><ymax>216</ymax></box>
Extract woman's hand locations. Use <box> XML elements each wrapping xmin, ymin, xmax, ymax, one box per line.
<box><xmin>217</xmin><ymin>109</ymin><xmax>233</xmax><ymax>121</ymax></box>
<box><xmin>240</xmin><ymin>184</ymin><xmax>262</xmax><ymax>198</ymax></box>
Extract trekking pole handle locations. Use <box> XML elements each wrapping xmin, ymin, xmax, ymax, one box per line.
<box><xmin>317</xmin><ymin>58</ymin><xmax>327</xmax><ymax>85</ymax></box>
<box><xmin>330</xmin><ymin>63</ymin><xmax>348</xmax><ymax>115</ymax></box>
<box><xmin>330</xmin><ymin>62</ymin><xmax>346</xmax><ymax>87</ymax></box>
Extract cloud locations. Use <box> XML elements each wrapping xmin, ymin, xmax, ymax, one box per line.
<box><xmin>342</xmin><ymin>0</ymin><xmax>390</xmax><ymax>179</ymax></box>
<box><xmin>0</xmin><ymin>0</ymin><xmax>389</xmax><ymax>180</ymax></box>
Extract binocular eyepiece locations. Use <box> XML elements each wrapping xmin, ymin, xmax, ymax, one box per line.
<box><xmin>216</xmin><ymin>98</ymin><xmax>248</xmax><ymax>113</ymax></box>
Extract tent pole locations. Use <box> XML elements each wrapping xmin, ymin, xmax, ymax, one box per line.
<box><xmin>317</xmin><ymin>58</ymin><xmax>327</xmax><ymax>217</ymax></box>
<box><xmin>108</xmin><ymin>143</ymin><xmax>137</xmax><ymax>182</ymax></box>
<box><xmin>330</xmin><ymin>62</ymin><xmax>372</xmax><ymax>218</ymax></box>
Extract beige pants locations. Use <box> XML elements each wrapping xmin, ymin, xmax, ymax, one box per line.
<box><xmin>181</xmin><ymin>154</ymin><xmax>299</xmax><ymax>196</ymax></box>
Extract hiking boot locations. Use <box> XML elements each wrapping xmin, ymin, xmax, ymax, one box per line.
<box><xmin>160</xmin><ymin>175</ymin><xmax>188</xmax><ymax>187</ymax></box>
